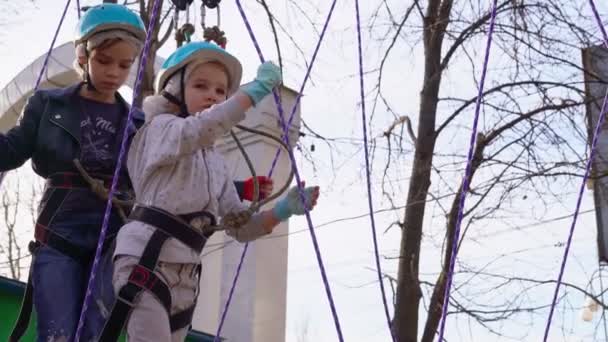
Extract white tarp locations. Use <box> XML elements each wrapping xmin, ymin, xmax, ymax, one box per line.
<box><xmin>0</xmin><ymin>41</ymin><xmax>164</xmax><ymax>133</ymax></box>
<box><xmin>582</xmin><ymin>45</ymin><xmax>608</xmax><ymax>263</ymax></box>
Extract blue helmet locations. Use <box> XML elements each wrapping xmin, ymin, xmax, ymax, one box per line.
<box><xmin>155</xmin><ymin>41</ymin><xmax>243</xmax><ymax>95</ymax></box>
<box><xmin>75</xmin><ymin>3</ymin><xmax>146</xmax><ymax>45</ymax></box>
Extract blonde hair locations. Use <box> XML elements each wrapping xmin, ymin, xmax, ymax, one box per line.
<box><xmin>142</xmin><ymin>71</ymin><xmax>182</xmax><ymax>120</ymax></box>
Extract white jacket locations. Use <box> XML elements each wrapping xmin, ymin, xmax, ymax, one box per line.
<box><xmin>114</xmin><ymin>97</ymin><xmax>268</xmax><ymax>264</ymax></box>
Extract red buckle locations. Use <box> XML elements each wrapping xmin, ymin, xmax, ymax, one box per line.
<box><xmin>34</xmin><ymin>224</ymin><xmax>48</xmax><ymax>244</ymax></box>
<box><xmin>61</xmin><ymin>173</ymin><xmax>74</xmax><ymax>188</ymax></box>
<box><xmin>129</xmin><ymin>265</ymin><xmax>158</xmax><ymax>289</ymax></box>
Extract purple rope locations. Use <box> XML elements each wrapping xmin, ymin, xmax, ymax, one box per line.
<box><xmin>268</xmin><ymin>0</ymin><xmax>339</xmax><ymax>174</ymax></box>
<box><xmin>214</xmin><ymin>1</ymin><xmax>344</xmax><ymax>341</ymax></box>
<box><xmin>543</xmin><ymin>1</ymin><xmax>608</xmax><ymax>340</ymax></box>
<box><xmin>34</xmin><ymin>0</ymin><xmax>72</xmax><ymax>91</ymax></box>
<box><xmin>589</xmin><ymin>0</ymin><xmax>608</xmax><ymax>49</ymax></box>
<box><xmin>436</xmin><ymin>0</ymin><xmax>498</xmax><ymax>340</ymax></box>
<box><xmin>0</xmin><ymin>0</ymin><xmax>71</xmax><ymax>190</ymax></box>
<box><xmin>354</xmin><ymin>0</ymin><xmax>395</xmax><ymax>340</ymax></box>
<box><xmin>73</xmin><ymin>0</ymin><xmax>163</xmax><ymax>340</ymax></box>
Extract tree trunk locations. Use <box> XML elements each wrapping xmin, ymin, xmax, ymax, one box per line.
<box><xmin>393</xmin><ymin>1</ymin><xmax>453</xmax><ymax>341</ymax></box>
<box><xmin>393</xmin><ymin>22</ymin><xmax>441</xmax><ymax>342</ymax></box>
<box><xmin>133</xmin><ymin>0</ymin><xmax>164</xmax><ymax>107</ymax></box>
<box><xmin>421</xmin><ymin>135</ymin><xmax>485</xmax><ymax>342</ymax></box>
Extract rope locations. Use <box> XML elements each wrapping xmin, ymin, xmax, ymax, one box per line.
<box><xmin>214</xmin><ymin>1</ymin><xmax>344</xmax><ymax>341</ymax></box>
<box><xmin>76</xmin><ymin>0</ymin><xmax>81</xmax><ymax>19</ymax></box>
<box><xmin>233</xmin><ymin>125</ymin><xmax>295</xmax><ymax>209</ymax></box>
<box><xmin>436</xmin><ymin>0</ymin><xmax>498</xmax><ymax>340</ymax></box>
<box><xmin>34</xmin><ymin>0</ymin><xmax>72</xmax><ymax>91</ymax></box>
<box><xmin>209</xmin><ymin>126</ymin><xmax>294</xmax><ymax>233</ymax></box>
<box><xmin>543</xmin><ymin>1</ymin><xmax>608</xmax><ymax>340</ymax></box>
<box><xmin>73</xmin><ymin>0</ymin><xmax>163</xmax><ymax>340</ymax></box>
<box><xmin>72</xmin><ymin>159</ymin><xmax>132</xmax><ymax>221</ymax></box>
<box><xmin>354</xmin><ymin>0</ymin><xmax>395</xmax><ymax>340</ymax></box>
<box><xmin>203</xmin><ymin>26</ymin><xmax>226</xmax><ymax>48</ymax></box>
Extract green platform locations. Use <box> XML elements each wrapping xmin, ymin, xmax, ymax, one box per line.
<box><xmin>0</xmin><ymin>275</ymin><xmax>217</xmax><ymax>341</ymax></box>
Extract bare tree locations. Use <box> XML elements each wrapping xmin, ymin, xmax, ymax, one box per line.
<box><xmin>248</xmin><ymin>0</ymin><xmax>608</xmax><ymax>340</ymax></box>
<box><xmin>362</xmin><ymin>1</ymin><xmax>603</xmax><ymax>340</ymax></box>
<box><xmin>0</xmin><ymin>169</ymin><xmax>42</xmax><ymax>280</ymax></box>
<box><xmin>0</xmin><ymin>175</ymin><xmax>23</xmax><ymax>279</ymax></box>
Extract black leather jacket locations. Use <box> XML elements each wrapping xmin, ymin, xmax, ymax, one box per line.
<box><xmin>0</xmin><ymin>83</ymin><xmax>140</xmax><ymax>182</ymax></box>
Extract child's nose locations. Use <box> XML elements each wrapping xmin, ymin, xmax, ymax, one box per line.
<box><xmin>107</xmin><ymin>65</ymin><xmax>120</xmax><ymax>78</ymax></box>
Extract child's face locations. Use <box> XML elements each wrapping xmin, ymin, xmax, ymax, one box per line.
<box><xmin>85</xmin><ymin>40</ymin><xmax>138</xmax><ymax>97</ymax></box>
<box><xmin>184</xmin><ymin>62</ymin><xmax>229</xmax><ymax>114</ymax></box>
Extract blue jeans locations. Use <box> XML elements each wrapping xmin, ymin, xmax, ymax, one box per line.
<box><xmin>31</xmin><ymin>210</ymin><xmax>122</xmax><ymax>342</ymax></box>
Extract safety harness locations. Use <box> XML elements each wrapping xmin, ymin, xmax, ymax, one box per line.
<box><xmin>98</xmin><ymin>204</ymin><xmax>215</xmax><ymax>341</ymax></box>
<box><xmin>10</xmin><ymin>171</ymin><xmax>129</xmax><ymax>342</ymax></box>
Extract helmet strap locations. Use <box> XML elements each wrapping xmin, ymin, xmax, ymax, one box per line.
<box><xmin>83</xmin><ymin>48</ymin><xmax>98</xmax><ymax>92</ymax></box>
<box><xmin>179</xmin><ymin>68</ymin><xmax>189</xmax><ymax>117</ymax></box>
<box><xmin>161</xmin><ymin>68</ymin><xmax>190</xmax><ymax>118</ymax></box>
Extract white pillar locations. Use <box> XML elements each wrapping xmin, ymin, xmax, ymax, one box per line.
<box><xmin>192</xmin><ymin>87</ymin><xmax>301</xmax><ymax>342</ymax></box>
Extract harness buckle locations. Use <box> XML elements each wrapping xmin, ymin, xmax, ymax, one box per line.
<box><xmin>117</xmin><ymin>282</ymin><xmax>144</xmax><ymax>307</ymax></box>
<box><xmin>189</xmin><ymin>215</ymin><xmax>213</xmax><ymax>231</ymax></box>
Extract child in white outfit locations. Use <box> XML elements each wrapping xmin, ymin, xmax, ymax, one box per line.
<box><xmin>106</xmin><ymin>41</ymin><xmax>320</xmax><ymax>342</ymax></box>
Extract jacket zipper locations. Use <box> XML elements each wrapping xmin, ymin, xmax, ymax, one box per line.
<box><xmin>49</xmin><ymin>119</ymin><xmax>81</xmax><ymax>154</ymax></box>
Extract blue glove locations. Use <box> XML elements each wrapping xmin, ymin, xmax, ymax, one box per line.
<box><xmin>240</xmin><ymin>62</ymin><xmax>282</xmax><ymax>105</ymax></box>
<box><xmin>272</xmin><ymin>185</ymin><xmax>318</xmax><ymax>221</ymax></box>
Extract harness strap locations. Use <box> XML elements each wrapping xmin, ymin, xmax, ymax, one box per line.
<box><xmin>35</xmin><ymin>187</ymin><xmax>70</xmax><ymax>233</ymax></box>
<box><xmin>170</xmin><ymin>305</ymin><xmax>196</xmax><ymax>332</ymax></box>
<box><xmin>10</xmin><ymin>186</ymin><xmax>74</xmax><ymax>341</ymax></box>
<box><xmin>35</xmin><ymin>225</ymin><xmax>94</xmax><ymax>262</ymax></box>
<box><xmin>100</xmin><ymin>205</ymin><xmax>210</xmax><ymax>341</ymax></box>
<box><xmin>10</xmin><ymin>172</ymin><xmax>118</xmax><ymax>341</ymax></box>
<box><xmin>46</xmin><ymin>171</ymin><xmax>114</xmax><ymax>189</ymax></box>
<box><xmin>8</xmin><ymin>242</ymin><xmax>40</xmax><ymax>342</ymax></box>
<box><xmin>129</xmin><ymin>205</ymin><xmax>209</xmax><ymax>254</ymax></box>
<box><xmin>100</xmin><ymin>229</ymin><xmax>170</xmax><ymax>342</ymax></box>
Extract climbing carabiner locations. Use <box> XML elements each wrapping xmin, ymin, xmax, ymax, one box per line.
<box><xmin>170</xmin><ymin>0</ymin><xmax>194</xmax><ymax>11</ymax></box>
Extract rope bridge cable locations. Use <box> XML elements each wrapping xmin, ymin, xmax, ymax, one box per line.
<box><xmin>73</xmin><ymin>0</ymin><xmax>164</xmax><ymax>340</ymax></box>
<box><xmin>354</xmin><ymin>0</ymin><xmax>395</xmax><ymax>340</ymax></box>
<box><xmin>36</xmin><ymin>1</ymin><xmax>72</xmax><ymax>97</ymax></box>
<box><xmin>437</xmin><ymin>0</ymin><xmax>498</xmax><ymax>340</ymax></box>
<box><xmin>214</xmin><ymin>1</ymin><xmax>344</xmax><ymax>341</ymax></box>
<box><xmin>543</xmin><ymin>1</ymin><xmax>608</xmax><ymax>340</ymax></box>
